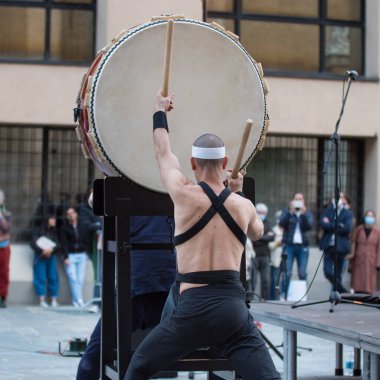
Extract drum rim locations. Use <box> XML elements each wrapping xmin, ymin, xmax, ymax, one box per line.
<box><xmin>88</xmin><ymin>18</ymin><xmax>268</xmax><ymax>185</ymax></box>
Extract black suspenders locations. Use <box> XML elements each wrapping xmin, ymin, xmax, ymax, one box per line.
<box><xmin>173</xmin><ymin>181</ymin><xmax>247</xmax><ymax>247</ymax></box>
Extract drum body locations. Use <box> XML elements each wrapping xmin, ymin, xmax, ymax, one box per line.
<box><xmin>76</xmin><ymin>19</ymin><xmax>268</xmax><ymax>193</ymax></box>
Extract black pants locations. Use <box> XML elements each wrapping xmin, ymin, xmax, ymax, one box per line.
<box><xmin>323</xmin><ymin>247</ymin><xmax>348</xmax><ymax>293</ymax></box>
<box><xmin>252</xmin><ymin>255</ymin><xmax>271</xmax><ymax>300</ymax></box>
<box><xmin>76</xmin><ymin>292</ymin><xmax>168</xmax><ymax>380</ymax></box>
<box><xmin>125</xmin><ymin>283</ymin><xmax>280</xmax><ymax>380</ymax></box>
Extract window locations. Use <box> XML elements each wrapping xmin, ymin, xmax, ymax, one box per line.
<box><xmin>0</xmin><ymin>126</ymin><xmax>97</xmax><ymax>242</ymax></box>
<box><xmin>207</xmin><ymin>0</ymin><xmax>364</xmax><ymax>77</ymax></box>
<box><xmin>0</xmin><ymin>0</ymin><xmax>96</xmax><ymax>64</ymax></box>
<box><xmin>246</xmin><ymin>135</ymin><xmax>364</xmax><ymax>243</ymax></box>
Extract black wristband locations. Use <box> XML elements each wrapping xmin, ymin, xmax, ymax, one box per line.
<box><xmin>153</xmin><ymin>111</ymin><xmax>168</xmax><ymax>132</ymax></box>
<box><xmin>235</xmin><ymin>191</ymin><xmax>245</xmax><ymax>198</ymax></box>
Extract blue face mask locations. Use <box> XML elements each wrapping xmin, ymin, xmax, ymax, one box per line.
<box><xmin>259</xmin><ymin>214</ymin><xmax>266</xmax><ymax>221</ymax></box>
<box><xmin>364</xmin><ymin>216</ymin><xmax>375</xmax><ymax>225</ymax></box>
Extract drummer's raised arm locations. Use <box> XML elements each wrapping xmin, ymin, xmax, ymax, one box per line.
<box><xmin>153</xmin><ymin>90</ymin><xmax>191</xmax><ymax>197</ymax></box>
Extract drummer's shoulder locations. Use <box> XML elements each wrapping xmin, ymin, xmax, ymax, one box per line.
<box><xmin>229</xmin><ymin>191</ymin><xmax>253</xmax><ymax>206</ymax></box>
<box><xmin>166</xmin><ymin>177</ymin><xmax>196</xmax><ymax>198</ymax></box>
<box><xmin>224</xmin><ymin>192</ymin><xmax>254</xmax><ymax>217</ymax></box>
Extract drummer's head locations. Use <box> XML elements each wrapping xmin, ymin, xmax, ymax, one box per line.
<box><xmin>191</xmin><ymin>133</ymin><xmax>228</xmax><ymax>171</ymax></box>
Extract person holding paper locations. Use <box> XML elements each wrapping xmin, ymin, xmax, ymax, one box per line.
<box><xmin>30</xmin><ymin>214</ymin><xmax>60</xmax><ymax>307</ymax></box>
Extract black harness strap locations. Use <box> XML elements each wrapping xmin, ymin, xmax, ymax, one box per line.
<box><xmin>176</xmin><ymin>270</ymin><xmax>240</xmax><ymax>285</ymax></box>
<box><xmin>173</xmin><ymin>181</ymin><xmax>247</xmax><ymax>247</ymax></box>
<box><xmin>173</xmin><ymin>187</ymin><xmax>229</xmax><ymax>246</ymax></box>
<box><xmin>200</xmin><ymin>182</ymin><xmax>247</xmax><ymax>246</ymax></box>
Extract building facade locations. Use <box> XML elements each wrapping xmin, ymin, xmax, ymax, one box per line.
<box><xmin>0</xmin><ymin>0</ymin><xmax>378</xmax><ymax>245</ymax></box>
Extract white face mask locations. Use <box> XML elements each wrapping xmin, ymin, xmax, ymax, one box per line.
<box><xmin>332</xmin><ymin>198</ymin><xmax>343</xmax><ymax>208</ymax></box>
<box><xmin>258</xmin><ymin>213</ymin><xmax>266</xmax><ymax>221</ymax></box>
<box><xmin>293</xmin><ymin>200</ymin><xmax>304</xmax><ymax>210</ymax></box>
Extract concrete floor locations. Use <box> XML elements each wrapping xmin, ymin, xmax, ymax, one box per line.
<box><xmin>0</xmin><ymin>305</ymin><xmax>366</xmax><ymax>380</ymax></box>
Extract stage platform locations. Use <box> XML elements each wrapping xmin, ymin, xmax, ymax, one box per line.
<box><xmin>251</xmin><ymin>301</ymin><xmax>380</xmax><ymax>380</ymax></box>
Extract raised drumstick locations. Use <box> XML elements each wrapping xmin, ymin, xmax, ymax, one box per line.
<box><xmin>231</xmin><ymin>119</ymin><xmax>253</xmax><ymax>179</ymax></box>
<box><xmin>162</xmin><ymin>19</ymin><xmax>174</xmax><ymax>97</ymax></box>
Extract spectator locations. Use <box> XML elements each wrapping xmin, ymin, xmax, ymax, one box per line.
<box><xmin>30</xmin><ymin>214</ymin><xmax>60</xmax><ymax>307</ymax></box>
<box><xmin>340</xmin><ymin>193</ymin><xmax>354</xmax><ymax>280</ymax></box>
<box><xmin>268</xmin><ymin>210</ymin><xmax>284</xmax><ymax>300</ymax></box>
<box><xmin>78</xmin><ymin>188</ymin><xmax>102</xmax><ymax>312</ymax></box>
<box><xmin>349</xmin><ymin>210</ymin><xmax>380</xmax><ymax>294</ymax></box>
<box><xmin>320</xmin><ymin>192</ymin><xmax>353</xmax><ymax>293</ymax></box>
<box><xmin>279</xmin><ymin>193</ymin><xmax>313</xmax><ymax>297</ymax></box>
<box><xmin>0</xmin><ymin>189</ymin><xmax>11</xmax><ymax>308</ymax></box>
<box><xmin>77</xmin><ymin>189</ymin><xmax>102</xmax><ymax>257</ymax></box>
<box><xmin>251</xmin><ymin>203</ymin><xmax>274</xmax><ymax>300</ymax></box>
<box><xmin>61</xmin><ymin>207</ymin><xmax>100</xmax><ymax>307</ymax></box>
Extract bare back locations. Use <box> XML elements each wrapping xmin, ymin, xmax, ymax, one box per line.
<box><xmin>174</xmin><ymin>183</ymin><xmax>254</xmax><ymax>292</ymax></box>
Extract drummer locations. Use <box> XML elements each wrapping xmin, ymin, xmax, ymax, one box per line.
<box><xmin>124</xmin><ymin>91</ymin><xmax>280</xmax><ymax>380</ymax></box>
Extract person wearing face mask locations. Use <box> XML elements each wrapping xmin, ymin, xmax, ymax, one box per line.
<box><xmin>251</xmin><ymin>203</ymin><xmax>275</xmax><ymax>300</ymax></box>
<box><xmin>279</xmin><ymin>193</ymin><xmax>313</xmax><ymax>298</ymax></box>
<box><xmin>348</xmin><ymin>210</ymin><xmax>380</xmax><ymax>294</ymax></box>
<box><xmin>320</xmin><ymin>192</ymin><xmax>353</xmax><ymax>293</ymax></box>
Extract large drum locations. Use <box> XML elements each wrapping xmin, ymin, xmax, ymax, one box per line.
<box><xmin>75</xmin><ymin>17</ymin><xmax>269</xmax><ymax>193</ymax></box>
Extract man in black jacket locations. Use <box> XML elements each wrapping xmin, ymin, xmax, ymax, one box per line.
<box><xmin>320</xmin><ymin>193</ymin><xmax>353</xmax><ymax>293</ymax></box>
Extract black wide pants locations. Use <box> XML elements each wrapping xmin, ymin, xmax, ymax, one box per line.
<box><xmin>124</xmin><ymin>282</ymin><xmax>280</xmax><ymax>380</ymax></box>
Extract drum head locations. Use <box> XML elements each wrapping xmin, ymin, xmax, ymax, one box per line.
<box><xmin>90</xmin><ymin>19</ymin><xmax>267</xmax><ymax>193</ymax></box>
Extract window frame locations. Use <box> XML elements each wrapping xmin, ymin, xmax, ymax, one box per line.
<box><xmin>0</xmin><ymin>0</ymin><xmax>96</xmax><ymax>66</ymax></box>
<box><xmin>205</xmin><ymin>0</ymin><xmax>365</xmax><ymax>79</ymax></box>
<box><xmin>0</xmin><ymin>124</ymin><xmax>96</xmax><ymax>242</ymax></box>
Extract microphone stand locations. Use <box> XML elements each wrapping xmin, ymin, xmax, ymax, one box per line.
<box><xmin>292</xmin><ymin>73</ymin><xmax>378</xmax><ymax>312</ymax></box>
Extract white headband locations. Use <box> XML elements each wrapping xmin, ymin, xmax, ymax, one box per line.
<box><xmin>191</xmin><ymin>146</ymin><xmax>226</xmax><ymax>159</ymax></box>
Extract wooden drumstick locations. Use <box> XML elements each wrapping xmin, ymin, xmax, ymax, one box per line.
<box><xmin>162</xmin><ymin>19</ymin><xmax>174</xmax><ymax>97</ymax></box>
<box><xmin>231</xmin><ymin>119</ymin><xmax>253</xmax><ymax>179</ymax></box>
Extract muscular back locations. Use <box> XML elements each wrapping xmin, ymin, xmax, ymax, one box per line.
<box><xmin>173</xmin><ymin>182</ymin><xmax>255</xmax><ymax>291</ymax></box>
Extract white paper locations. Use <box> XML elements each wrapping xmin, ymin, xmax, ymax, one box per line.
<box><xmin>36</xmin><ymin>236</ymin><xmax>56</xmax><ymax>250</ymax></box>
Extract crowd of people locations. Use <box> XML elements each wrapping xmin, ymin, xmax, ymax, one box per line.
<box><xmin>0</xmin><ymin>185</ymin><xmax>379</xmax><ymax>309</ymax></box>
<box><xmin>247</xmin><ymin>192</ymin><xmax>380</xmax><ymax>301</ymax></box>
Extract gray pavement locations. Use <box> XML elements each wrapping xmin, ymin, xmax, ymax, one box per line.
<box><xmin>0</xmin><ymin>304</ymin><xmax>363</xmax><ymax>380</ymax></box>
<box><xmin>0</xmin><ymin>248</ymin><xmax>364</xmax><ymax>379</ymax></box>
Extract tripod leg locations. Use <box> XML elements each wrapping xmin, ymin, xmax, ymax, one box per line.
<box><xmin>259</xmin><ymin>330</ymin><xmax>283</xmax><ymax>360</ymax></box>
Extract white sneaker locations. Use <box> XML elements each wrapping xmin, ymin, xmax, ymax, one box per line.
<box><xmin>87</xmin><ymin>304</ymin><xmax>100</xmax><ymax>314</ymax></box>
<box><xmin>40</xmin><ymin>300</ymin><xmax>49</xmax><ymax>308</ymax></box>
<box><xmin>77</xmin><ymin>300</ymin><xmax>84</xmax><ymax>307</ymax></box>
<box><xmin>51</xmin><ymin>299</ymin><xmax>58</xmax><ymax>307</ymax></box>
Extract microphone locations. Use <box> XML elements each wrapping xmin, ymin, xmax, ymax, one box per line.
<box><xmin>346</xmin><ymin>70</ymin><xmax>358</xmax><ymax>80</ymax></box>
